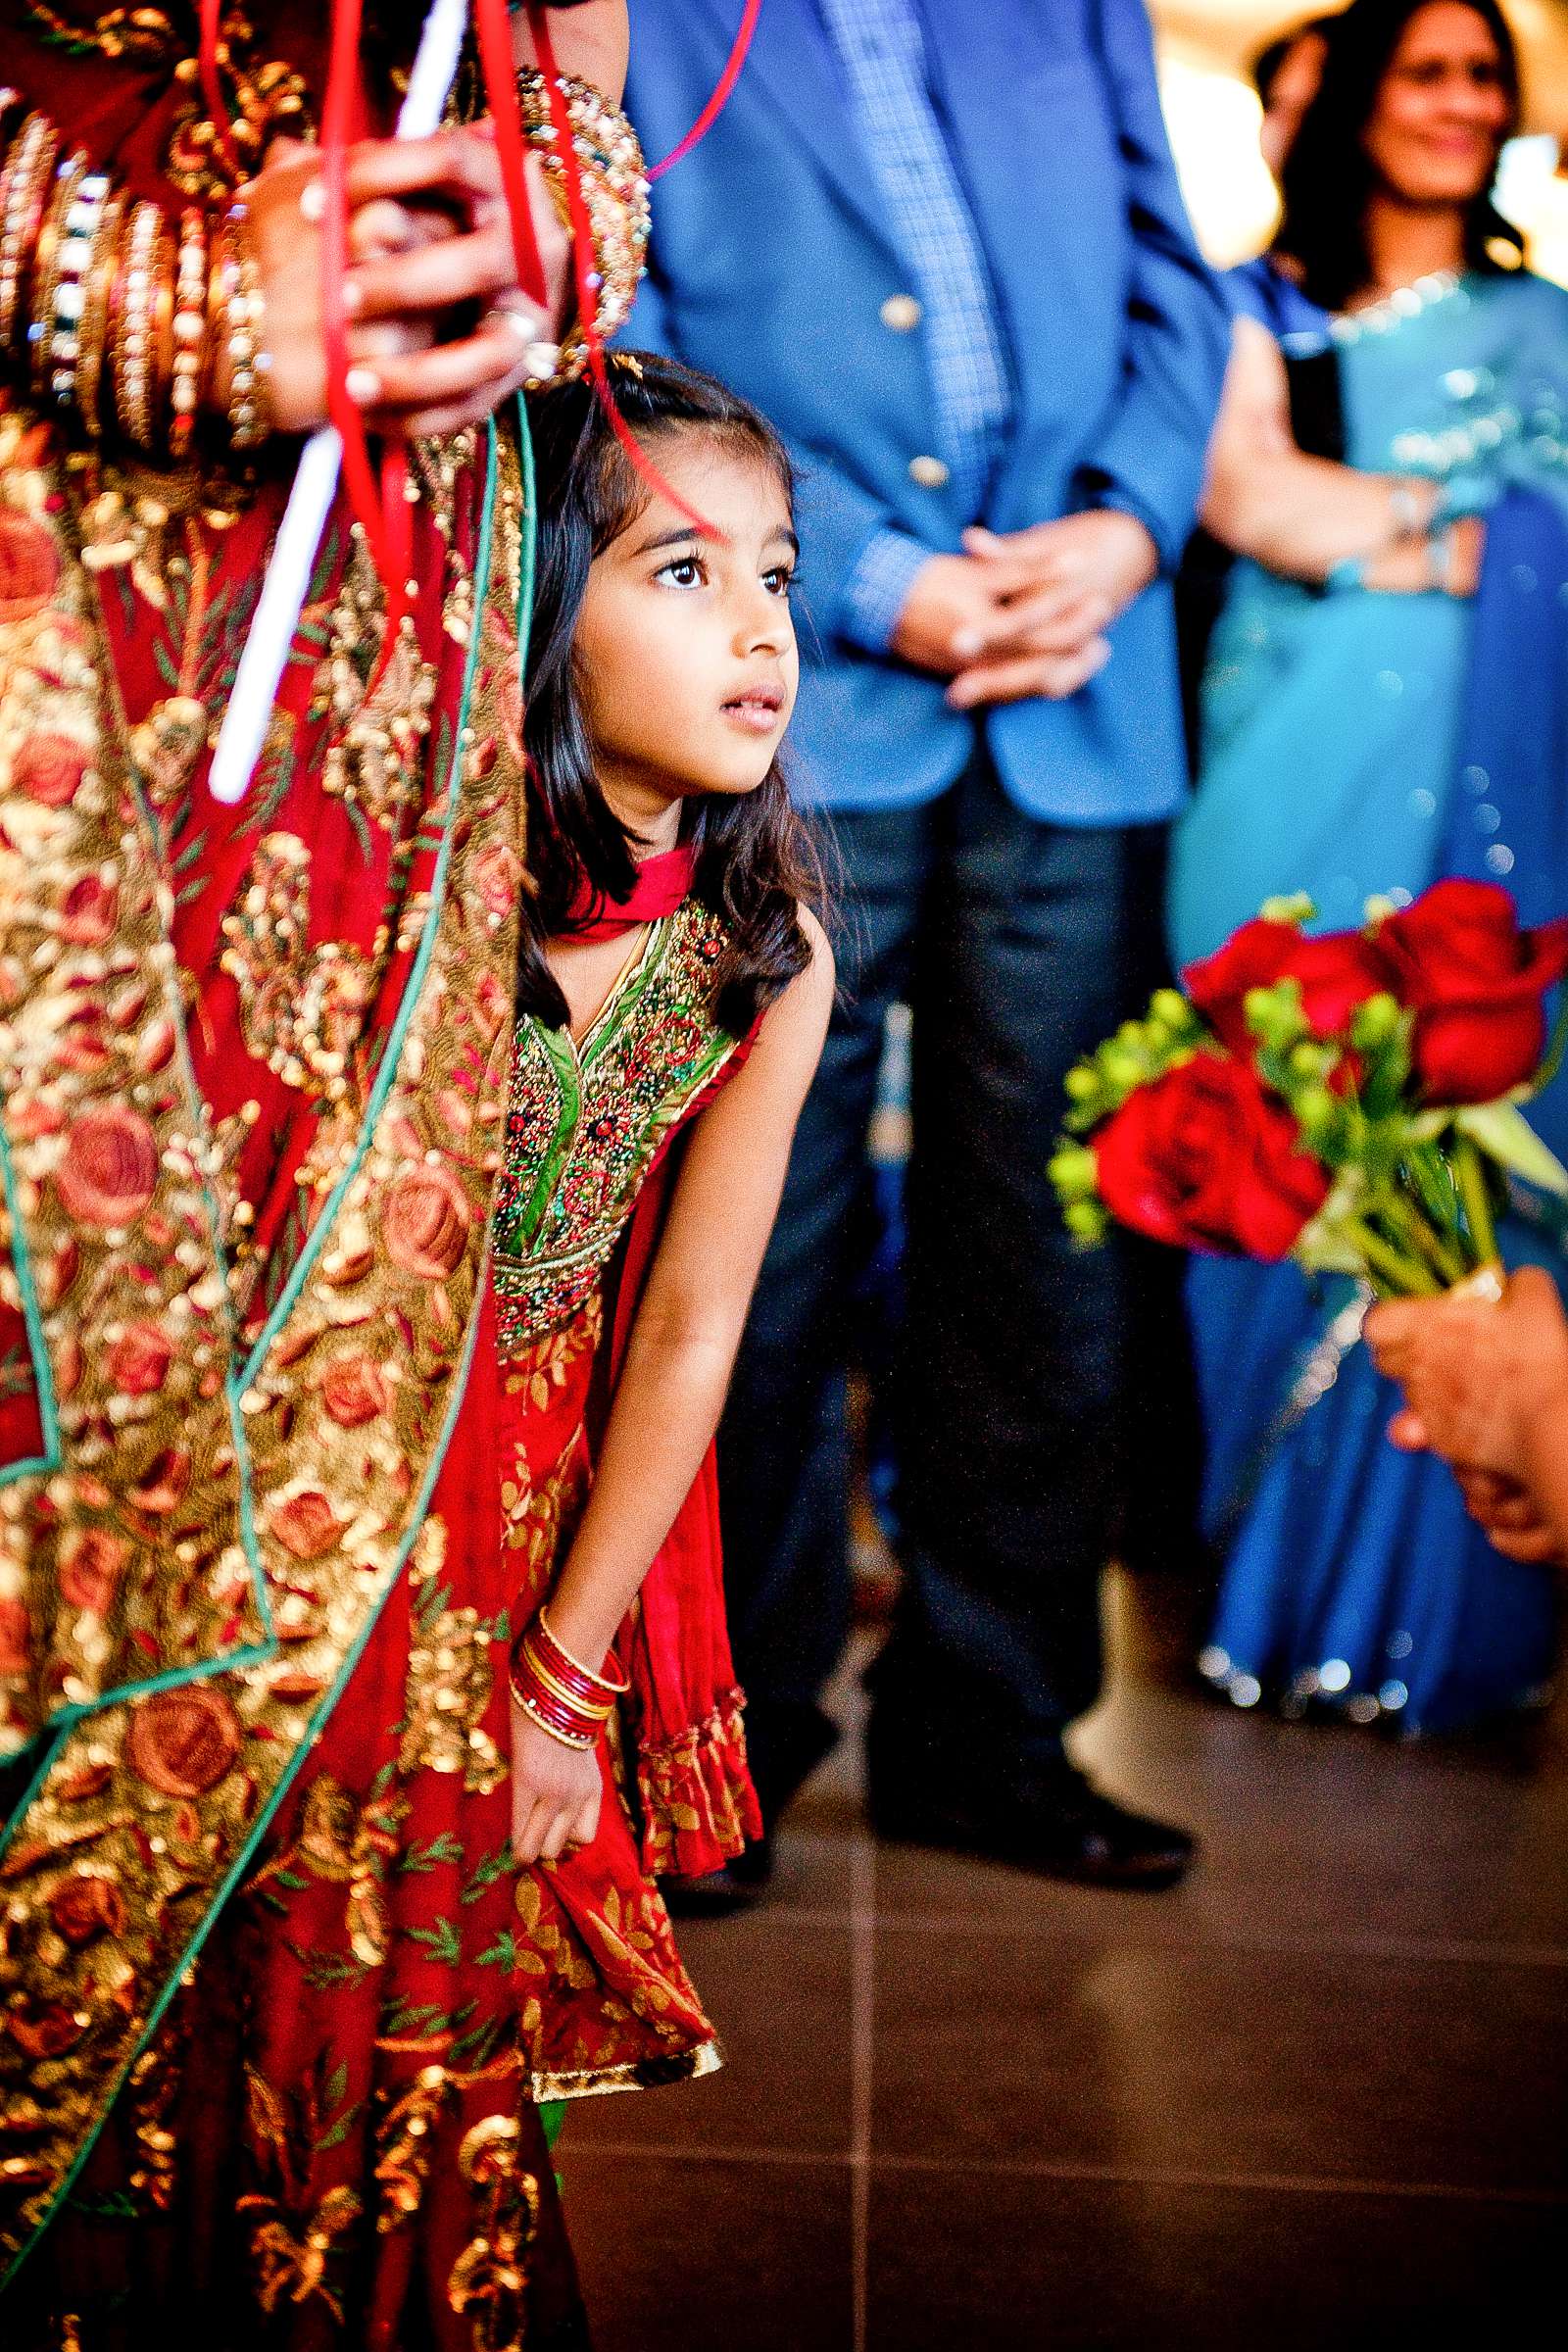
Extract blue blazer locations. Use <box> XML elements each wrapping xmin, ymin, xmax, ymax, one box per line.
<box><xmin>621</xmin><ymin>0</ymin><xmax>1229</xmax><ymax>823</ymax></box>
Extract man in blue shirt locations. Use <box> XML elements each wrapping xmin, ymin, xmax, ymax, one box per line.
<box><xmin>623</xmin><ymin>0</ymin><xmax>1229</xmax><ymax>1893</ymax></box>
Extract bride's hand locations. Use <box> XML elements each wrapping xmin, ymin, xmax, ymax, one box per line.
<box><xmin>510</xmin><ymin>1702</ymin><xmax>603</xmax><ymax>1865</ymax></box>
<box><xmin>244</xmin><ymin>136</ymin><xmax>455</xmax><ymax>436</ymax></box>
<box><xmin>244</xmin><ymin>129</ymin><xmax>567</xmax><ymax>441</ymax></box>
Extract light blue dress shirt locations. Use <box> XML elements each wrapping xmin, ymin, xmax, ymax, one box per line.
<box><xmin>816</xmin><ymin>0</ymin><xmax>1014</xmax><ymax>649</ymax></box>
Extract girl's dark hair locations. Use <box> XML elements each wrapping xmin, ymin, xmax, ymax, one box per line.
<box><xmin>1275</xmin><ymin>0</ymin><xmax>1523</xmax><ymax>313</ymax></box>
<box><xmin>516</xmin><ymin>353</ymin><xmax>821</xmax><ymax>1036</ymax></box>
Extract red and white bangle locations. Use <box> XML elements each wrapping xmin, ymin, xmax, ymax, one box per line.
<box><xmin>509</xmin><ymin>1604</ymin><xmax>629</xmax><ymax>1751</ymax></box>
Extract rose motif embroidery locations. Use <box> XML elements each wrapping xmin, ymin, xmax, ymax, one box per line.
<box><xmin>12</xmin><ymin>731</ymin><xmax>89</xmax><ymax>808</ymax></box>
<box><xmin>269</xmin><ymin>1488</ymin><xmax>350</xmax><ymax>1561</ymax></box>
<box><xmin>53</xmin><ymin>1103</ymin><xmax>160</xmax><ymax>1229</ymax></box>
<box><xmin>48</xmin><ymin>1870</ymin><xmax>127</xmax><ymax>1947</ymax></box>
<box><xmin>58</xmin><ymin>1527</ymin><xmax>128</xmax><ymax>1615</ymax></box>
<box><xmin>107</xmin><ymin>1320</ymin><xmax>173</xmax><ymax>1396</ymax></box>
<box><xmin>471</xmin><ymin>842</ymin><xmax>522</xmax><ymax>920</ymax></box>
<box><xmin>382</xmin><ymin>1163</ymin><xmax>470</xmax><ymax>1280</ymax></box>
<box><xmin>125</xmin><ymin>1685</ymin><xmax>243</xmax><ymax>1798</ymax></box>
<box><xmin>319</xmin><ymin>1353</ymin><xmax>390</xmax><ymax>1428</ymax></box>
<box><xmin>58</xmin><ymin>872</ymin><xmax>120</xmax><ymax>945</ymax></box>
<box><xmin>0</xmin><ymin>508</ymin><xmax>60</xmax><ymax>623</ymax></box>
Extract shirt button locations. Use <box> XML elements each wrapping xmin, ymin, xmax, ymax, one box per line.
<box><xmin>908</xmin><ymin>454</ymin><xmax>950</xmax><ymax>489</ymax></box>
<box><xmin>880</xmin><ymin>293</ymin><xmax>922</xmax><ymax>332</ymax></box>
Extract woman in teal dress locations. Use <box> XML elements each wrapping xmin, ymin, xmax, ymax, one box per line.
<box><xmin>1169</xmin><ymin>0</ymin><xmax>1568</xmax><ymax>1733</ymax></box>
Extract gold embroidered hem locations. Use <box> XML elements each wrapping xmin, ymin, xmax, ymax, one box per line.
<box><xmin>530</xmin><ymin>2037</ymin><xmax>721</xmax><ymax>2105</ymax></box>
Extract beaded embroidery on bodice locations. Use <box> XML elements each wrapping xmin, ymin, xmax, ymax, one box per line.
<box><xmin>492</xmin><ymin>898</ymin><xmax>739</xmax><ymax>1349</ymax></box>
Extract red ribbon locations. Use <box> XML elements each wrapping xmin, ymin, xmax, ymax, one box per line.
<box><xmin>472</xmin><ymin>0</ymin><xmax>550</xmax><ymax>310</ymax></box>
<box><xmin>648</xmin><ymin>0</ymin><xmax>763</xmax><ymax>180</ymax></box>
<box><xmin>522</xmin><ymin>1</ymin><xmax>716</xmax><ymax>536</ymax></box>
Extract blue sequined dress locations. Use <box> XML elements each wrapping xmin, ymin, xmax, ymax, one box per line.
<box><xmin>1168</xmin><ymin>267</ymin><xmax>1568</xmax><ymax>1734</ymax></box>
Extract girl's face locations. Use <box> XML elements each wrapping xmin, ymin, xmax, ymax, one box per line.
<box><xmin>1363</xmin><ymin>4</ymin><xmax>1512</xmax><ymax>211</ymax></box>
<box><xmin>574</xmin><ymin>428</ymin><xmax>800</xmax><ymax>838</ymax></box>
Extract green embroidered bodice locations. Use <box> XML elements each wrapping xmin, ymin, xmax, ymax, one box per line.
<box><xmin>492</xmin><ymin>899</ymin><xmax>740</xmax><ymax>1350</ymax></box>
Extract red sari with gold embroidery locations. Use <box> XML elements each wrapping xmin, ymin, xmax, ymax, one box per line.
<box><xmin>0</xmin><ymin>15</ymin><xmax>758</xmax><ymax>2344</ymax></box>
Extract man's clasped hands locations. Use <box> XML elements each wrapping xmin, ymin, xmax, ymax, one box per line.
<box><xmin>244</xmin><ymin>122</ymin><xmax>570</xmax><ymax>443</ymax></box>
<box><xmin>891</xmin><ymin>508</ymin><xmax>1158</xmax><ymax>708</ymax></box>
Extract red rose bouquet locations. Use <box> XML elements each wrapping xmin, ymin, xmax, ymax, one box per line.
<box><xmin>1051</xmin><ymin>881</ymin><xmax>1568</xmax><ymax>1297</ymax></box>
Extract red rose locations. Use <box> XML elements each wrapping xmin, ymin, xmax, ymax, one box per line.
<box><xmin>471</xmin><ymin>841</ymin><xmax>522</xmax><ymax>920</ymax></box>
<box><xmin>12</xmin><ymin>731</ymin><xmax>89</xmax><ymax>808</ymax></box>
<box><xmin>269</xmin><ymin>1487</ymin><xmax>347</xmax><ymax>1561</ymax></box>
<box><xmin>382</xmin><ymin>1163</ymin><xmax>470</xmax><ymax>1280</ymax></box>
<box><xmin>319</xmin><ymin>1352</ymin><xmax>390</xmax><ymax>1428</ymax></box>
<box><xmin>107</xmin><ymin>1319</ymin><xmax>173</xmax><ymax>1396</ymax></box>
<box><xmin>6</xmin><ymin>2000</ymin><xmax>85</xmax><ymax>2061</ymax></box>
<box><xmin>1095</xmin><ymin>1054</ymin><xmax>1331</xmax><ymax>1259</ymax></box>
<box><xmin>1375</xmin><ymin>881</ymin><xmax>1568</xmax><ymax>1102</ymax></box>
<box><xmin>53</xmin><ymin>1103</ymin><xmax>159</xmax><ymax>1228</ymax></box>
<box><xmin>1184</xmin><ymin>918</ymin><xmax>1395</xmax><ymax>1056</ymax></box>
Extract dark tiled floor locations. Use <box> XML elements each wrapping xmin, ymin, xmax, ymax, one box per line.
<box><xmin>564</xmin><ymin>1574</ymin><xmax>1568</xmax><ymax>2349</ymax></box>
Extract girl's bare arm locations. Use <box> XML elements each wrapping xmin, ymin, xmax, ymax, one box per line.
<box><xmin>547</xmin><ymin>915</ymin><xmax>835</xmax><ymax>1669</ymax></box>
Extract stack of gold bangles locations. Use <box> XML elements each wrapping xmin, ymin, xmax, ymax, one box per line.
<box><xmin>0</xmin><ymin>91</ymin><xmax>274</xmax><ymax>459</ymax></box>
<box><xmin>510</xmin><ymin>1604</ymin><xmax>631</xmax><ymax>1750</ymax></box>
<box><xmin>0</xmin><ymin>71</ymin><xmax>651</xmax><ymax>461</ymax></box>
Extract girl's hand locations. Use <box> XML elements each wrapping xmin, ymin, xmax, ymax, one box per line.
<box><xmin>510</xmin><ymin>1702</ymin><xmax>602</xmax><ymax>1866</ymax></box>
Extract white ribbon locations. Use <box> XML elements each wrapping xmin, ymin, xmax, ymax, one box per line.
<box><xmin>208</xmin><ymin>0</ymin><xmax>470</xmax><ymax>806</ymax></box>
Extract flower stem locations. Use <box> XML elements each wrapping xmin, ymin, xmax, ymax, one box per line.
<box><xmin>1343</xmin><ymin>1214</ymin><xmax>1441</xmax><ymax>1297</ymax></box>
<box><xmin>1454</xmin><ymin>1135</ymin><xmax>1499</xmax><ymax>1268</ymax></box>
<box><xmin>1381</xmin><ymin>1185</ymin><xmax>1468</xmax><ymax>1287</ymax></box>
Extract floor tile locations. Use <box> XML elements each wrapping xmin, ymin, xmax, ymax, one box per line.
<box><xmin>875</xmin><ymin>1680</ymin><xmax>1568</xmax><ymax>1951</ymax></box>
<box><xmin>866</xmin><ymin>2165</ymin><xmax>1564</xmax><ymax>2351</ymax></box>
<box><xmin>566</xmin><ymin>2150</ymin><xmax>855</xmax><ymax>2352</ymax></box>
<box><xmin>871</xmin><ymin>1926</ymin><xmax>1568</xmax><ymax>2194</ymax></box>
<box><xmin>568</xmin><ymin>1912</ymin><xmax>856</xmax><ymax>2157</ymax></box>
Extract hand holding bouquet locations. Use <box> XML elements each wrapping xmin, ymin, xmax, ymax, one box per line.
<box><xmin>1051</xmin><ymin>882</ymin><xmax>1568</xmax><ymax>1297</ymax></box>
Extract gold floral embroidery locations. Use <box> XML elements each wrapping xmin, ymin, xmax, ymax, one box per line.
<box><xmin>219</xmin><ymin>831</ymin><xmax>374</xmax><ymax>1101</ymax></box>
<box><xmin>400</xmin><ymin>1609</ymin><xmax>507</xmax><ymax>1794</ymax></box>
<box><xmin>447</xmin><ymin>2114</ymin><xmax>540</xmax><ymax>2352</ymax></box>
<box><xmin>373</xmin><ymin>2062</ymin><xmax>454</xmax><ymax>2234</ymax></box>
<box><xmin>242</xmin><ymin>2183</ymin><xmax>365</xmax><ymax>2324</ymax></box>
<box><xmin>272</xmin><ymin>1774</ymin><xmax>409</xmax><ymax>1972</ymax></box>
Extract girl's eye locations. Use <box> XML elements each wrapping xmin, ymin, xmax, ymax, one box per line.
<box><xmin>762</xmin><ymin>565</ymin><xmax>795</xmax><ymax>597</ymax></box>
<box><xmin>657</xmin><ymin>555</ymin><xmax>705</xmax><ymax>588</ymax></box>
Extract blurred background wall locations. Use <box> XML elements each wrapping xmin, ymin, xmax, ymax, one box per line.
<box><xmin>1152</xmin><ymin>0</ymin><xmax>1568</xmax><ymax>280</ymax></box>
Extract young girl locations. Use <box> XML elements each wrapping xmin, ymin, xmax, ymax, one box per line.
<box><xmin>10</xmin><ymin>355</ymin><xmax>829</xmax><ymax>2348</ymax></box>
